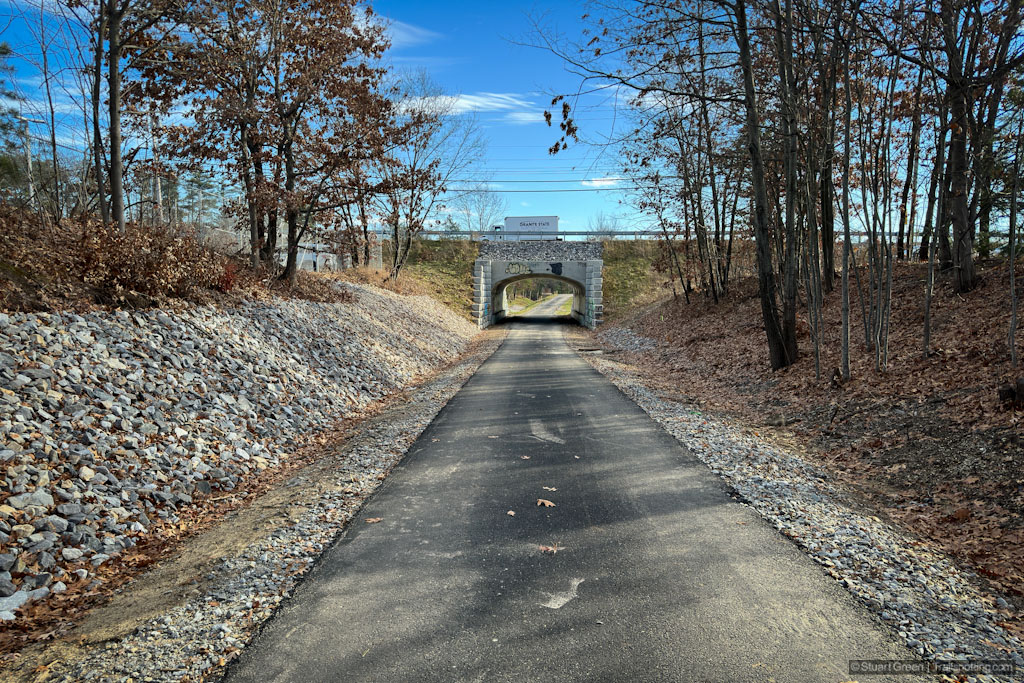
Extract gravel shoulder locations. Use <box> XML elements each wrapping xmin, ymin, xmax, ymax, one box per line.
<box><xmin>5</xmin><ymin>328</ymin><xmax>505</xmax><ymax>682</ymax></box>
<box><xmin>568</xmin><ymin>326</ymin><xmax>1024</xmax><ymax>683</ymax></box>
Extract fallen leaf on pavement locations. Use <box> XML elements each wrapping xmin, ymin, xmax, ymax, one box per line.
<box><xmin>537</xmin><ymin>499</ymin><xmax>556</xmax><ymax>507</ymax></box>
<box><xmin>542</xmin><ymin>486</ymin><xmax>557</xmax><ymax>491</ymax></box>
<box><xmin>365</xmin><ymin>518</ymin><xmax>383</xmax><ymax>524</ymax></box>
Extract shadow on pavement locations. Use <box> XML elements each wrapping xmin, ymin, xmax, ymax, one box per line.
<box><xmin>496</xmin><ymin>315</ymin><xmax>579</xmax><ymax>326</ymax></box>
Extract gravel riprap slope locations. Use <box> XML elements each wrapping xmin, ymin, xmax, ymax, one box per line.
<box><xmin>583</xmin><ymin>329</ymin><xmax>1023</xmax><ymax>683</ymax></box>
<box><xmin>0</xmin><ymin>282</ymin><xmax>476</xmax><ymax>620</ymax></box>
<box><xmin>37</xmin><ymin>331</ymin><xmax>502</xmax><ymax>683</ymax></box>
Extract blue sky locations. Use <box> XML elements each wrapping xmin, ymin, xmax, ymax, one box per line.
<box><xmin>373</xmin><ymin>0</ymin><xmax>636</xmax><ymax>232</ymax></box>
<box><xmin>0</xmin><ymin>0</ymin><xmax>638</xmax><ymax>232</ymax></box>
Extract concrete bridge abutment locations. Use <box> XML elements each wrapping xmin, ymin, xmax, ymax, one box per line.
<box><xmin>472</xmin><ymin>241</ymin><xmax>603</xmax><ymax>329</ymax></box>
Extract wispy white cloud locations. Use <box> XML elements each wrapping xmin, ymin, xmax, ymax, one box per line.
<box><xmin>581</xmin><ymin>176</ymin><xmax>623</xmax><ymax>188</ymax></box>
<box><xmin>391</xmin><ymin>55</ymin><xmax>460</xmax><ymax>69</ymax></box>
<box><xmin>400</xmin><ymin>92</ymin><xmax>537</xmax><ymax>117</ymax></box>
<box><xmin>449</xmin><ymin>92</ymin><xmax>534</xmax><ymax>114</ymax></box>
<box><xmin>7</xmin><ymin>0</ymin><xmax>92</xmax><ymax>27</ymax></box>
<box><xmin>387</xmin><ymin>19</ymin><xmax>442</xmax><ymax>49</ymax></box>
<box><xmin>5</xmin><ymin>95</ymin><xmax>83</xmax><ymax>117</ymax></box>
<box><xmin>502</xmin><ymin>111</ymin><xmax>543</xmax><ymax>125</ymax></box>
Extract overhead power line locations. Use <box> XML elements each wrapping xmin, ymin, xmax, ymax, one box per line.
<box><xmin>451</xmin><ymin>177</ymin><xmax>655</xmax><ymax>184</ymax></box>
<box><xmin>448</xmin><ymin>186</ymin><xmax>632</xmax><ymax>193</ymax></box>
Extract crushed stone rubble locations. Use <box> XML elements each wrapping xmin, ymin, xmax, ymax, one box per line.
<box><xmin>587</xmin><ymin>333</ymin><xmax>1023</xmax><ymax>683</ymax></box>
<box><xmin>42</xmin><ymin>340</ymin><xmax>498</xmax><ymax>682</ymax></box>
<box><xmin>478</xmin><ymin>240</ymin><xmax>602</xmax><ymax>262</ymax></box>
<box><xmin>596</xmin><ymin>327</ymin><xmax>658</xmax><ymax>352</ymax></box>
<box><xmin>0</xmin><ymin>282</ymin><xmax>476</xmax><ymax>624</ymax></box>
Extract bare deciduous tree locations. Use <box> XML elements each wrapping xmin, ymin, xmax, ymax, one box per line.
<box><xmin>454</xmin><ymin>183</ymin><xmax>508</xmax><ymax>234</ymax></box>
<box><xmin>375</xmin><ymin>73</ymin><xmax>485</xmax><ymax>280</ymax></box>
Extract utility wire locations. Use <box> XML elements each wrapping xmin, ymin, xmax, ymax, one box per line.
<box><xmin>451</xmin><ymin>177</ymin><xmax>651</xmax><ymax>184</ymax></box>
<box><xmin>447</xmin><ymin>187</ymin><xmax>634</xmax><ymax>193</ymax></box>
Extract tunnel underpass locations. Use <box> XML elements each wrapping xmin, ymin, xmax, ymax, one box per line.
<box><xmin>472</xmin><ymin>241</ymin><xmax>603</xmax><ymax>329</ymax></box>
<box><xmin>493</xmin><ymin>276</ymin><xmax>583</xmax><ymax>323</ymax></box>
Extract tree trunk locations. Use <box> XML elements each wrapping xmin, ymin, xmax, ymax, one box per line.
<box><xmin>239</xmin><ymin>126</ymin><xmax>259</xmax><ymax>268</ymax></box>
<box><xmin>819</xmin><ymin>45</ymin><xmax>839</xmax><ymax>293</ymax></box>
<box><xmin>92</xmin><ymin>8</ymin><xmax>109</xmax><ymax>226</ymax></box>
<box><xmin>149</xmin><ymin>116</ymin><xmax>163</xmax><ymax>223</ymax></box>
<box><xmin>40</xmin><ymin>13</ymin><xmax>62</xmax><ymax>223</ymax></box>
<box><xmin>924</xmin><ymin>113</ymin><xmax>950</xmax><ymax>358</ymax></box>
<box><xmin>976</xmin><ymin>104</ymin><xmax>1005</xmax><ymax>261</ymax></box>
<box><xmin>918</xmin><ymin>120</ymin><xmax>947</xmax><ymax>260</ymax></box>
<box><xmin>805</xmin><ymin>136</ymin><xmax>824</xmax><ymax>380</ymax></box>
<box><xmin>938</xmin><ymin>2</ymin><xmax>975</xmax><ymax>291</ymax></box>
<box><xmin>946</xmin><ymin>83</ymin><xmax>974</xmax><ymax>291</ymax></box>
<box><xmin>723</xmin><ymin>176</ymin><xmax>738</xmax><ymax>289</ymax></box>
<box><xmin>841</xmin><ymin>49</ymin><xmax>854</xmax><ymax>380</ymax></box>
<box><xmin>660</xmin><ymin>217</ymin><xmax>688</xmax><ymax>303</ymax></box>
<box><xmin>280</xmin><ymin>137</ymin><xmax>299</xmax><ymax>282</ymax></box>
<box><xmin>733</xmin><ymin>0</ymin><xmax>792</xmax><ymax>370</ymax></box>
<box><xmin>697</xmin><ymin>19</ymin><xmax>725</xmax><ymax>298</ymax></box>
<box><xmin>820</xmin><ymin>153</ymin><xmax>835</xmax><ymax>292</ymax></box>
<box><xmin>906</xmin><ymin>127</ymin><xmax>922</xmax><ymax>260</ymax></box>
<box><xmin>938</xmin><ymin>144</ymin><xmax>954</xmax><ymax>267</ymax></box>
<box><xmin>106</xmin><ymin>1</ymin><xmax>126</xmax><ymax>232</ymax></box>
<box><xmin>1009</xmin><ymin>117</ymin><xmax>1022</xmax><ymax>366</ymax></box>
<box><xmin>897</xmin><ymin>66</ymin><xmax>925</xmax><ymax>260</ymax></box>
<box><xmin>359</xmin><ymin>196</ymin><xmax>371</xmax><ymax>266</ymax></box>
<box><xmin>258</xmin><ymin>151</ymin><xmax>279</xmax><ymax>265</ymax></box>
<box><xmin>282</xmin><ymin>208</ymin><xmax>299</xmax><ymax>281</ymax></box>
<box><xmin>772</xmin><ymin>0</ymin><xmax>800</xmax><ymax>365</ymax></box>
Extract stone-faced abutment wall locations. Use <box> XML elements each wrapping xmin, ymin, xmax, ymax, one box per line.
<box><xmin>472</xmin><ymin>241</ymin><xmax>603</xmax><ymax>329</ymax></box>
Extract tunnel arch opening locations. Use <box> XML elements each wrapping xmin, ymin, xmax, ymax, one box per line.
<box><xmin>472</xmin><ymin>242</ymin><xmax>603</xmax><ymax>329</ymax></box>
<box><xmin>492</xmin><ymin>274</ymin><xmax>586</xmax><ymax>325</ymax></box>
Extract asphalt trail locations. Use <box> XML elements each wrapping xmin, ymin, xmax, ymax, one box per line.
<box><xmin>226</xmin><ymin>316</ymin><xmax>917</xmax><ymax>682</ymax></box>
<box><xmin>518</xmin><ymin>293</ymin><xmax>572</xmax><ymax>317</ymax></box>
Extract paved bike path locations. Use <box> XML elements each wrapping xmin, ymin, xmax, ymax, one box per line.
<box><xmin>226</xmin><ymin>318</ymin><xmax>916</xmax><ymax>682</ymax></box>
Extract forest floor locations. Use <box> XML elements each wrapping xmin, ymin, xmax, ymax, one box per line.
<box><xmin>595</xmin><ymin>259</ymin><xmax>1024</xmax><ymax>629</ymax></box>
